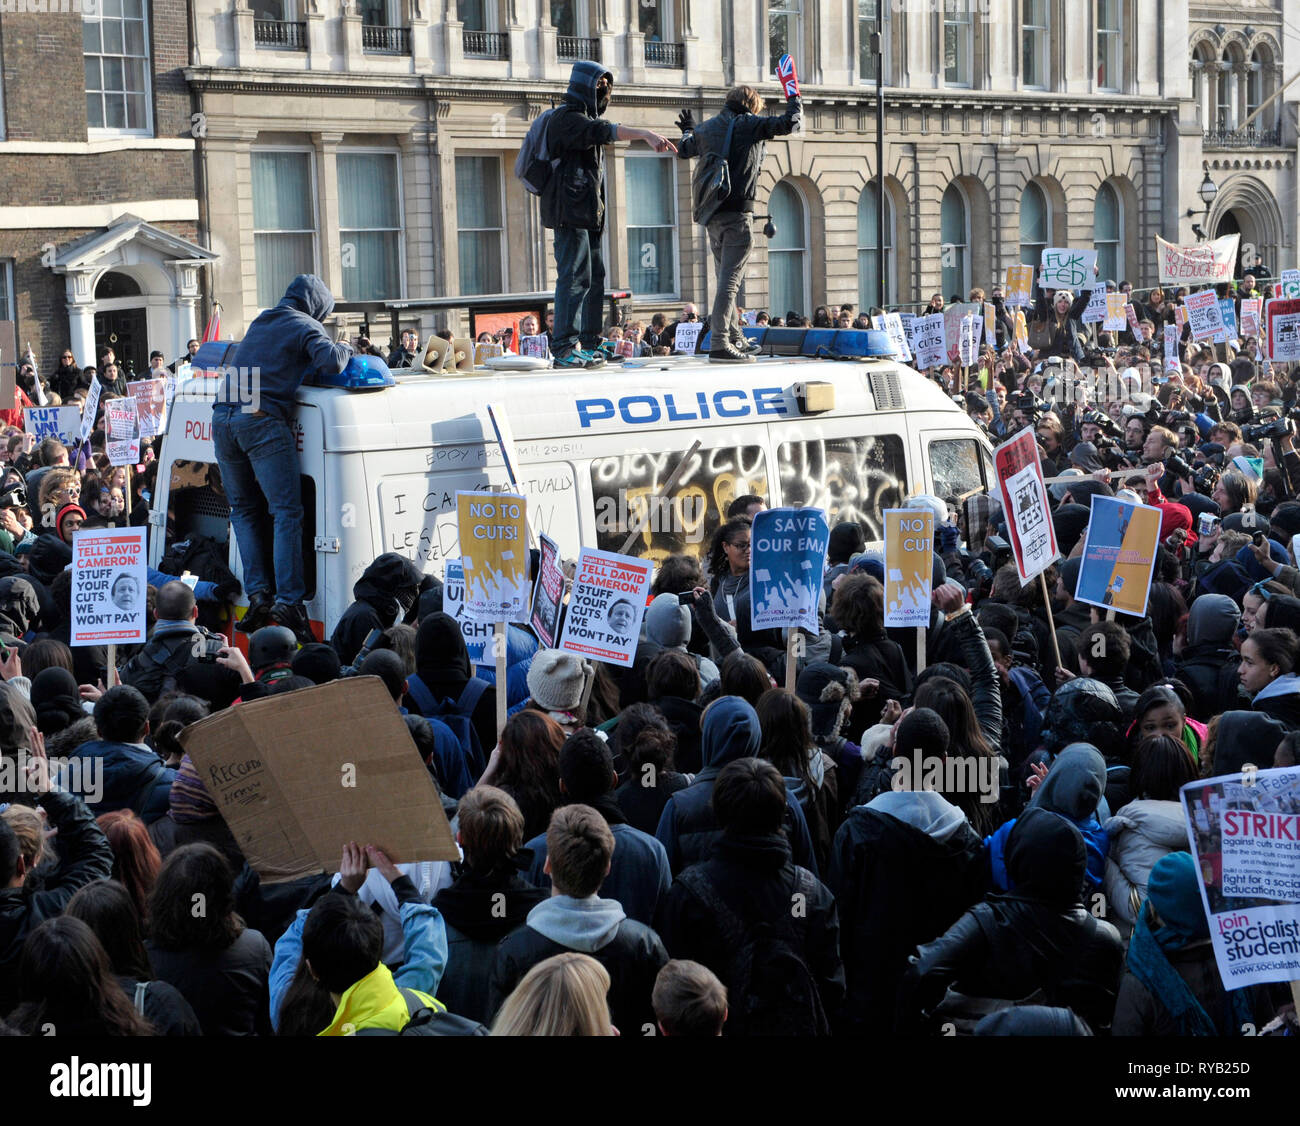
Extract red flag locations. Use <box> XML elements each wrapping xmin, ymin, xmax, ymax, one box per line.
<box><xmin>202</xmin><ymin>303</ymin><xmax>222</xmax><ymax>343</ymax></box>
<box><xmin>776</xmin><ymin>54</ymin><xmax>800</xmax><ymax>99</ymax></box>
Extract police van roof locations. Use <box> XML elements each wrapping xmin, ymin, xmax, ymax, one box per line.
<box><xmin>177</xmin><ymin>358</ymin><xmax>964</xmax><ymax>454</ymax></box>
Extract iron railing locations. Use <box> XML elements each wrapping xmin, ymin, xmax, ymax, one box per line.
<box><xmin>558</xmin><ymin>35</ymin><xmax>599</xmax><ymax>61</ymax></box>
<box><xmin>362</xmin><ymin>24</ymin><xmax>411</xmax><ymax>55</ymax></box>
<box><xmin>463</xmin><ymin>30</ymin><xmax>508</xmax><ymax>59</ymax></box>
<box><xmin>254</xmin><ymin>19</ymin><xmax>307</xmax><ymax>50</ymax></box>
<box><xmin>644</xmin><ymin>41</ymin><xmax>684</xmax><ymax>68</ymax></box>
<box><xmin>1203</xmin><ymin>125</ymin><xmax>1282</xmax><ymax>148</ymax></box>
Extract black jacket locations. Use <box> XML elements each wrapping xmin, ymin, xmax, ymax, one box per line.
<box><xmin>655</xmin><ymin>832</ymin><xmax>845</xmax><ymax>1028</ymax></box>
<box><xmin>840</xmin><ymin>632</ymin><xmax>913</xmax><ymax>734</ymax></box>
<box><xmin>329</xmin><ymin>552</ymin><xmax>423</xmax><ymax>666</ymax></box>
<box><xmin>146</xmin><ymin>927</ymin><xmax>274</xmax><ymax>1037</ymax></box>
<box><xmin>540</xmin><ymin>61</ymin><xmax>618</xmax><ymax>232</ymax></box>
<box><xmin>0</xmin><ymin>788</ymin><xmax>114</xmax><ymax>1014</ymax></box>
<box><xmin>433</xmin><ymin>865</ymin><xmax>548</xmax><ymax>1025</ymax></box>
<box><xmin>119</xmin><ymin>620</ymin><xmax>213</xmax><ymax>703</ymax></box>
<box><xmin>1112</xmin><ymin>941</ymin><xmax>1268</xmax><ymax>1036</ymax></box>
<box><xmin>118</xmin><ymin>974</ymin><xmax>204</xmax><ymax>1036</ymax></box>
<box><xmin>1031</xmin><ymin>294</ymin><xmax>1086</xmax><ymax>363</ymax></box>
<box><xmin>826</xmin><ymin>800</ymin><xmax>986</xmax><ymax>1034</ymax></box>
<box><xmin>488</xmin><ymin>905</ymin><xmax>667</xmax><ymax>1032</ymax></box>
<box><xmin>676</xmin><ymin>95</ymin><xmax>802</xmax><ymax>216</ymax></box>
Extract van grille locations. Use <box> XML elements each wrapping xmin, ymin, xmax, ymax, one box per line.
<box><xmin>868</xmin><ymin>370</ymin><xmax>904</xmax><ymax>411</ymax></box>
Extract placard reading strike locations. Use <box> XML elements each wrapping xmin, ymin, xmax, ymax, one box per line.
<box><xmin>71</xmin><ymin>526</ymin><xmax>147</xmax><ymax>645</ymax></box>
<box><xmin>558</xmin><ymin>546</ymin><xmax>651</xmax><ymax>668</ymax></box>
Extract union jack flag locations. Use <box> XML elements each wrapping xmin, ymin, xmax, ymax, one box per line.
<box><xmin>776</xmin><ymin>54</ymin><xmax>800</xmax><ymax>99</ymax></box>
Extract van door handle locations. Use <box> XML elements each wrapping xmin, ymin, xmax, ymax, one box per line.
<box><xmin>314</xmin><ymin>536</ymin><xmax>340</xmax><ymax>553</ymax></box>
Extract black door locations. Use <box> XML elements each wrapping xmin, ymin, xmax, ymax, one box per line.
<box><xmin>93</xmin><ymin>307</ymin><xmax>149</xmax><ymax>377</ymax></box>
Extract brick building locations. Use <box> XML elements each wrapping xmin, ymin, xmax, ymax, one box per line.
<box><xmin>0</xmin><ymin>1</ymin><xmax>213</xmax><ymax>376</ymax></box>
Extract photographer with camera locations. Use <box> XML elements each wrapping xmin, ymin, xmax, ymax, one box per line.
<box><xmin>119</xmin><ymin>581</ymin><xmax>221</xmax><ymax>705</ymax></box>
<box><xmin>1035</xmin><ymin>416</ymin><xmax>1068</xmax><ymax>476</ymax></box>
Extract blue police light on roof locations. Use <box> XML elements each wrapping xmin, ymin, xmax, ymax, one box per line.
<box><xmin>314</xmin><ymin>354</ymin><xmax>396</xmax><ymax>392</ymax></box>
<box><xmin>696</xmin><ymin>326</ymin><xmax>894</xmax><ymax>358</ymax></box>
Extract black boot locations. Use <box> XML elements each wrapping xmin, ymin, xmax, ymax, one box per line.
<box><xmin>270</xmin><ymin>601</ymin><xmax>315</xmax><ymax>646</ymax></box>
<box><xmin>235</xmin><ymin>594</ymin><xmax>273</xmax><ymax>635</ymax></box>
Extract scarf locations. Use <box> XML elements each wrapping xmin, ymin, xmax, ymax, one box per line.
<box><xmin>169</xmin><ymin>753</ymin><xmax>219</xmax><ymax>823</ymax></box>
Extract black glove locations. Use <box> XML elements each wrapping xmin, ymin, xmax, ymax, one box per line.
<box><xmin>675</xmin><ymin>108</ymin><xmax>694</xmax><ymax>133</ymax></box>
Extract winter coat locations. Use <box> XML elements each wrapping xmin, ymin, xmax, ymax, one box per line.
<box><xmin>1251</xmin><ymin>673</ymin><xmax>1300</xmax><ymax>730</ymax></box>
<box><xmin>540</xmin><ymin>61</ymin><xmax>618</xmax><ymax>231</ymax></box>
<box><xmin>826</xmin><ymin>791</ymin><xmax>985</xmax><ymax>1034</ymax></box>
<box><xmin>675</xmin><ymin>96</ymin><xmax>802</xmax><ymax>216</ymax></box>
<box><xmin>1103</xmin><ymin>799</ymin><xmax>1188</xmax><ymax>938</ymax></box>
<box><xmin>148</xmin><ymin>928</ymin><xmax>273</xmax><ymax>1036</ymax></box>
<box><xmin>655</xmin><ymin>831</ymin><xmax>845</xmax><ymax>1028</ymax></box>
<box><xmin>0</xmin><ymin>574</ymin><xmax>39</xmax><ymax>648</ymax></box>
<box><xmin>647</xmin><ymin>694</ymin><xmax>704</xmax><ymax>775</ymax></box>
<box><xmin>613</xmin><ymin>769</ymin><xmax>690</xmax><ymax>837</ymax></box>
<box><xmin>432</xmin><ymin>867</ymin><xmax>548</xmax><ymax>1025</ymax></box>
<box><xmin>224</xmin><ymin>274</ymin><xmax>352</xmax><ymax>421</ymax></box>
<box><xmin>0</xmin><ymin>788</ymin><xmax>114</xmax><ymax>1014</ymax></box>
<box><xmin>117</xmin><ymin>975</ymin><xmax>203</xmax><ymax>1036</ymax></box>
<box><xmin>329</xmin><ymin>552</ymin><xmax>424</xmax><ymax>666</ymax></box>
<box><xmin>62</xmin><ymin>739</ymin><xmax>176</xmax><ymax>825</ymax></box>
<box><xmin>654</xmin><ymin>696</ymin><xmax>819</xmax><ymax>877</ymax></box>
<box><xmin>1174</xmin><ymin>594</ymin><xmax>1246</xmax><ymax>720</ymax></box>
<box><xmin>1112</xmin><ymin>941</ymin><xmax>1269</xmax><ymax>1036</ymax></box>
<box><xmin>119</xmin><ymin>620</ymin><xmax>211</xmax><ymax>703</ymax></box>
<box><xmin>488</xmin><ymin>895</ymin><xmax>668</xmax><ymax>1031</ymax></box>
<box><xmin>840</xmin><ymin>631</ymin><xmax>912</xmax><ymax>736</ymax></box>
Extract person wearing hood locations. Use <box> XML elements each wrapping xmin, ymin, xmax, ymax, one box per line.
<box><xmin>985</xmin><ymin>744</ymin><xmax>1110</xmax><ymax>897</ymax></box>
<box><xmin>405</xmin><ymin>612</ymin><xmax>498</xmax><ymax>776</ymax></box>
<box><xmin>1206</xmin><ymin>709</ymin><xmax>1288</xmax><ymax>779</ymax></box>
<box><xmin>1240</xmin><ymin>626</ymin><xmax>1300</xmax><ymax>729</ymax></box>
<box><xmin>1173</xmin><ymin>594</ymin><xmax>1248</xmax><ymax>719</ymax></box>
<box><xmin>827</xmin><ymin>707</ymin><xmax>986</xmax><ymax>1034</ymax></box>
<box><xmin>643</xmin><ymin>592</ymin><xmax>720</xmax><ymax>690</ymax></box>
<box><xmin>520</xmin><ymin>729</ymin><xmax>670</xmax><ymax>928</ymax></box>
<box><xmin>433</xmin><ymin>786</ymin><xmax>548</xmax><ymax>1025</ymax></box>
<box><xmin>489</xmin><ymin>803</ymin><xmax>668</xmax><ymax>1033</ymax></box>
<box><xmin>542</xmin><ymin>62</ymin><xmax>676</xmax><ymax>369</ymax></box>
<box><xmin>0</xmin><ymin>574</ymin><xmax>39</xmax><ymax>652</ymax></box>
<box><xmin>330</xmin><ymin>552</ymin><xmax>424</xmax><ymax>667</ymax></box>
<box><xmin>216</xmin><ymin>274</ymin><xmax>353</xmax><ymax>644</ymax></box>
<box><xmin>654</xmin><ymin>696</ymin><xmax>817</xmax><ymax>877</ymax></box>
<box><xmin>899</xmin><ymin>807</ymin><xmax>1124</xmax><ymax>1034</ymax></box>
<box><xmin>656</xmin><ymin>758</ymin><xmax>843</xmax><ymax>1035</ymax></box>
<box><xmin>1103</xmin><ymin>735</ymin><xmax>1200</xmax><ymax>940</ymax></box>
<box><xmin>1113</xmin><ymin>852</ymin><xmax>1267</xmax><ymax>1036</ymax></box>
<box><xmin>1051</xmin><ymin>556</ymin><xmax>1092</xmax><ymax>674</ymax></box>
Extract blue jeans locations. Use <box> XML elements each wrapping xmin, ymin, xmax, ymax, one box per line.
<box><xmin>212</xmin><ymin>406</ymin><xmax>305</xmax><ymax>605</ymax></box>
<box><xmin>552</xmin><ymin>227</ymin><xmax>606</xmax><ymax>355</ymax></box>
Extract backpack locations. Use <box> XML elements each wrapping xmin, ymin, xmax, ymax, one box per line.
<box><xmin>405</xmin><ymin>674</ymin><xmax>489</xmax><ymax>782</ymax></box>
<box><xmin>676</xmin><ymin>864</ymin><xmax>830</xmax><ymax>1037</ymax></box>
<box><xmin>514</xmin><ymin>106</ymin><xmax>561</xmax><ymax>196</ymax></box>
<box><xmin>354</xmin><ymin>988</ymin><xmax>489</xmax><ymax>1037</ymax></box>
<box><xmin>691</xmin><ymin>113</ymin><xmax>742</xmax><ymax>226</ymax></box>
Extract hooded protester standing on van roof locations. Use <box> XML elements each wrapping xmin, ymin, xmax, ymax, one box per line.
<box><xmin>215</xmin><ymin>274</ymin><xmax>353</xmax><ymax>646</ymax></box>
<box><xmin>542</xmin><ymin>62</ymin><xmax>676</xmax><ymax>370</ymax></box>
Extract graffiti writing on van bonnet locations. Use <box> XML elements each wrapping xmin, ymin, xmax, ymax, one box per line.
<box><xmin>777</xmin><ymin>435</ymin><xmax>907</xmax><ymax>541</ymax></box>
<box><xmin>381</xmin><ymin>470</ymin><xmax>575</xmax><ymax>569</ymax></box>
<box><xmin>590</xmin><ymin>444</ymin><xmax>769</xmax><ymax>563</ymax></box>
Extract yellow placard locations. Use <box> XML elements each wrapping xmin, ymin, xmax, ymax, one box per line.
<box><xmin>1005</xmin><ymin>264</ymin><xmax>1034</xmax><ymax>306</ymax></box>
<box><xmin>884</xmin><ymin>509</ymin><xmax>934</xmax><ymax>628</ymax></box>
<box><xmin>456</xmin><ymin>491</ymin><xmax>529</xmax><ymax>623</ymax></box>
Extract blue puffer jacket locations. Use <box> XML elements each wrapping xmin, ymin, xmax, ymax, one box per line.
<box><xmin>222</xmin><ymin>274</ymin><xmax>352</xmax><ymax>420</ymax></box>
<box><xmin>62</xmin><ymin>739</ymin><xmax>176</xmax><ymax>825</ymax></box>
<box><xmin>474</xmin><ymin>624</ymin><xmax>537</xmax><ymax>712</ymax></box>
<box><xmin>654</xmin><ymin>696</ymin><xmax>819</xmax><ymax>877</ymax></box>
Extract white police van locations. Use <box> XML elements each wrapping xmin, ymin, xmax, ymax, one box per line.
<box><xmin>152</xmin><ymin>332</ymin><xmax>994</xmax><ymax>640</ymax></box>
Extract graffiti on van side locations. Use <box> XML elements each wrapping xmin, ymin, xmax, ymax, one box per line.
<box><xmin>590</xmin><ymin>445</ymin><xmax>769</xmax><ymax>565</ymax></box>
<box><xmin>777</xmin><ymin>435</ymin><xmax>907</xmax><ymax>541</ymax></box>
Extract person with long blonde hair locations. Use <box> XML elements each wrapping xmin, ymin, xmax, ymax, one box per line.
<box><xmin>491</xmin><ymin>952</ymin><xmax>614</xmax><ymax>1036</ymax></box>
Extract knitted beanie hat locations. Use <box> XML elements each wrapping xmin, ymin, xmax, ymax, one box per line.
<box><xmin>526</xmin><ymin>648</ymin><xmax>591</xmax><ymax>712</ymax></box>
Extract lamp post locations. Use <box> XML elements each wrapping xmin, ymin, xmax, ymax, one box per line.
<box><xmin>1186</xmin><ymin>161</ymin><xmax>1219</xmax><ymax>242</ymax></box>
<box><xmin>872</xmin><ymin>28</ymin><xmax>885</xmax><ymax>311</ymax></box>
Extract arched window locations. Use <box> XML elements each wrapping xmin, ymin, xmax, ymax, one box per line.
<box><xmin>1094</xmin><ymin>182</ymin><xmax>1122</xmax><ymax>285</ymax></box>
<box><xmin>1192</xmin><ymin>41</ymin><xmax>1216</xmax><ymax>128</ymax></box>
<box><xmin>940</xmin><ymin>183</ymin><xmax>969</xmax><ymax>300</ymax></box>
<box><xmin>1019</xmin><ymin>182</ymin><xmax>1049</xmax><ymax>286</ymax></box>
<box><xmin>769</xmin><ymin>182</ymin><xmax>808</xmax><ymax>318</ymax></box>
<box><xmin>858</xmin><ymin>183</ymin><xmax>894</xmax><ymax>310</ymax></box>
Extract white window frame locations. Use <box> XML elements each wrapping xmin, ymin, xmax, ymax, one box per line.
<box><xmin>250</xmin><ymin>145</ymin><xmax>321</xmax><ymax>313</ymax></box>
<box><xmin>338</xmin><ymin>147</ymin><xmax>406</xmax><ymax>303</ymax></box>
<box><xmin>637</xmin><ymin>0</ymin><xmax>674</xmax><ymax>41</ymax></box>
<box><xmin>251</xmin><ymin>0</ymin><xmax>299</xmax><ymax>20</ymax></box>
<box><xmin>84</xmin><ymin>0</ymin><xmax>154</xmax><ymax>139</ymax></box>
<box><xmin>769</xmin><ymin>179</ymin><xmax>811</xmax><ymax>318</ymax></box>
<box><xmin>624</xmin><ymin>149</ymin><xmax>680</xmax><ymax>302</ymax></box>
<box><xmin>1096</xmin><ymin>0</ymin><xmax>1123</xmax><ymax>93</ymax></box>
<box><xmin>358</xmin><ymin>0</ymin><xmax>401</xmax><ymax>26</ymax></box>
<box><xmin>856</xmin><ymin>0</ymin><xmax>889</xmax><ymax>86</ymax></box>
<box><xmin>768</xmin><ymin>0</ymin><xmax>803</xmax><ymax>77</ymax></box>
<box><xmin>1094</xmin><ymin>181</ymin><xmax>1124</xmax><ymax>285</ymax></box>
<box><xmin>1022</xmin><ymin>0</ymin><xmax>1049</xmax><ymax>90</ymax></box>
<box><xmin>940</xmin><ymin>181</ymin><xmax>970</xmax><ymax>300</ymax></box>
<box><xmin>454</xmin><ymin>153</ymin><xmax>508</xmax><ymax>298</ymax></box>
<box><xmin>943</xmin><ymin>0</ymin><xmax>973</xmax><ymax>89</ymax></box>
<box><xmin>857</xmin><ymin>183</ymin><xmax>895</xmax><ymax>309</ymax></box>
<box><xmin>0</xmin><ymin>261</ymin><xmax>14</xmax><ymax>322</ymax></box>
<box><xmin>459</xmin><ymin>0</ymin><xmax>500</xmax><ymax>33</ymax></box>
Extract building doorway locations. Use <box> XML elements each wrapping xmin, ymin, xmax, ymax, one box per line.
<box><xmin>93</xmin><ymin>305</ymin><xmax>149</xmax><ymax>377</ymax></box>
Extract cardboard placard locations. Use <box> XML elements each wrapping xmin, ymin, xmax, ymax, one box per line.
<box><xmin>1038</xmin><ymin>248</ymin><xmax>1097</xmax><ymax>290</ymax></box>
<box><xmin>1074</xmin><ymin>495</ymin><xmax>1162</xmax><ymax>618</ymax></box>
<box><xmin>883</xmin><ymin>509</ymin><xmax>934</xmax><ymax>628</ymax></box>
<box><xmin>179</xmin><ymin>677</ymin><xmax>459</xmax><ymax>884</ymax></box>
<box><xmin>558</xmin><ymin>546</ymin><xmax>652</xmax><ymax>668</ymax></box>
<box><xmin>71</xmin><ymin>527</ymin><xmax>147</xmax><ymax>645</ymax></box>
<box><xmin>126</xmin><ymin>378</ymin><xmax>168</xmax><ymax>439</ymax></box>
<box><xmin>749</xmin><ymin>507</ymin><xmax>829</xmax><ymax>634</ymax></box>
<box><xmin>530</xmin><ymin>533</ymin><xmax>565</xmax><ymax>649</ymax></box>
<box><xmin>1181</xmin><ymin>767</ymin><xmax>1300</xmax><ymax>991</ymax></box>
<box><xmin>23</xmin><ymin>405</ymin><xmax>82</xmax><ymax>445</ymax></box>
<box><xmin>1004</xmin><ymin>264</ymin><xmax>1034</xmax><ymax>307</ymax></box>
<box><xmin>958</xmin><ymin>314</ymin><xmax>980</xmax><ymax>367</ymax></box>
<box><xmin>993</xmin><ymin>428</ymin><xmax>1059</xmax><ymax>585</ymax></box>
<box><xmin>456</xmin><ymin>491</ymin><xmax>529</xmax><ymax>624</ymax></box>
